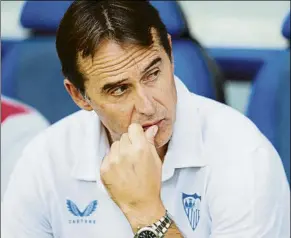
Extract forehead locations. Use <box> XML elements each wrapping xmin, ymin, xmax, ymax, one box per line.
<box><xmin>77</xmin><ymin>38</ymin><xmax>163</xmax><ymax>81</ymax></box>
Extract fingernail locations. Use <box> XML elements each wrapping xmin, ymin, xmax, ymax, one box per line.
<box><xmin>152</xmin><ymin>125</ymin><xmax>158</xmax><ymax>136</ymax></box>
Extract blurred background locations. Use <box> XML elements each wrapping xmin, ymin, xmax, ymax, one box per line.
<box><xmin>1</xmin><ymin>1</ymin><xmax>290</xmax><ymax>197</ymax></box>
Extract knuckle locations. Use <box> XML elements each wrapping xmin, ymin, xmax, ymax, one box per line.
<box><xmin>120</xmin><ymin>132</ymin><xmax>128</xmax><ymax>141</ymax></box>
<box><xmin>111</xmin><ymin>141</ymin><xmax>119</xmax><ymax>149</ymax></box>
<box><xmin>112</xmin><ymin>141</ymin><xmax>119</xmax><ymax>146</ymax></box>
<box><xmin>100</xmin><ymin>158</ymin><xmax>119</xmax><ymax>176</ymax></box>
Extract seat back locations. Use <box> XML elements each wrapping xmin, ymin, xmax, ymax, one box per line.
<box><xmin>2</xmin><ymin>1</ymin><xmax>223</xmax><ymax>124</ymax></box>
<box><xmin>1</xmin><ymin>40</ymin><xmax>18</xmax><ymax>61</ymax></box>
<box><xmin>1</xmin><ymin>37</ymin><xmax>80</xmax><ymax>124</ymax></box>
<box><xmin>246</xmin><ymin>12</ymin><xmax>290</xmax><ymax>183</ymax></box>
<box><xmin>247</xmin><ymin>53</ymin><xmax>290</xmax><ymax>183</ymax></box>
<box><xmin>274</xmin><ymin>61</ymin><xmax>290</xmax><ymax>183</ymax></box>
<box><xmin>282</xmin><ymin>11</ymin><xmax>290</xmax><ymax>42</ymax></box>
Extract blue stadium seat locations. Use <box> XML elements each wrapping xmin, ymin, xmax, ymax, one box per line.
<box><xmin>282</xmin><ymin>11</ymin><xmax>290</xmax><ymax>41</ymax></box>
<box><xmin>246</xmin><ymin>12</ymin><xmax>290</xmax><ymax>183</ymax></box>
<box><xmin>1</xmin><ymin>37</ymin><xmax>80</xmax><ymax>124</ymax></box>
<box><xmin>1</xmin><ymin>40</ymin><xmax>19</xmax><ymax>61</ymax></box>
<box><xmin>207</xmin><ymin>11</ymin><xmax>290</xmax><ymax>83</ymax></box>
<box><xmin>274</xmin><ymin>61</ymin><xmax>290</xmax><ymax>183</ymax></box>
<box><xmin>2</xmin><ymin>1</ymin><xmax>221</xmax><ymax>124</ymax></box>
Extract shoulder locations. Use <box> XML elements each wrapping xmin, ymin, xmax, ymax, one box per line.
<box><xmin>190</xmin><ymin>96</ymin><xmax>289</xmax><ymax>234</ymax></box>
<box><xmin>192</xmin><ymin>94</ymin><xmax>266</xmax><ymax>156</ymax></box>
<box><xmin>22</xmin><ymin>109</ymin><xmax>96</xmax><ymax>156</ymax></box>
<box><xmin>2</xmin><ymin>110</ymin><xmax>99</xmax><ymax>199</ymax></box>
<box><xmin>191</xmin><ymin>94</ymin><xmax>288</xmax><ymax>194</ymax></box>
<box><xmin>12</xmin><ymin>110</ymin><xmax>97</xmax><ymax>175</ymax></box>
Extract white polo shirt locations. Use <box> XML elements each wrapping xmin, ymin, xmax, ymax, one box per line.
<box><xmin>2</xmin><ymin>78</ymin><xmax>290</xmax><ymax>238</ymax></box>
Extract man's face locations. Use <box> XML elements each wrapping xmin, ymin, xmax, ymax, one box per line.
<box><xmin>76</xmin><ymin>34</ymin><xmax>177</xmax><ymax>148</ymax></box>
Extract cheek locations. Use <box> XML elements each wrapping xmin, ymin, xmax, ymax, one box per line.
<box><xmin>97</xmin><ymin>103</ymin><xmax>133</xmax><ymax>132</ymax></box>
<box><xmin>154</xmin><ymin>75</ymin><xmax>176</xmax><ymax>108</ymax></box>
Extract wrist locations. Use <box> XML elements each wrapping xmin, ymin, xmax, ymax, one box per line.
<box><xmin>121</xmin><ymin>200</ymin><xmax>166</xmax><ymax>233</ymax></box>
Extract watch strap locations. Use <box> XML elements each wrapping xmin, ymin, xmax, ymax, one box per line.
<box><xmin>151</xmin><ymin>211</ymin><xmax>172</xmax><ymax>237</ymax></box>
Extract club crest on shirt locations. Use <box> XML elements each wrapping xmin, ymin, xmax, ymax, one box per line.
<box><xmin>182</xmin><ymin>193</ymin><xmax>201</xmax><ymax>231</ymax></box>
<box><xmin>66</xmin><ymin>199</ymin><xmax>98</xmax><ymax>224</ymax></box>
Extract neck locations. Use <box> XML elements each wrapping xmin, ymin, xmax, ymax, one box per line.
<box><xmin>157</xmin><ymin>143</ymin><xmax>169</xmax><ymax>162</ymax></box>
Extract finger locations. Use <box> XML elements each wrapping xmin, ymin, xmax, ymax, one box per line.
<box><xmin>144</xmin><ymin>125</ymin><xmax>158</xmax><ymax>146</ymax></box>
<box><xmin>100</xmin><ymin>141</ymin><xmax>120</xmax><ymax>182</ymax></box>
<box><xmin>108</xmin><ymin>141</ymin><xmax>120</xmax><ymax>163</ymax></box>
<box><xmin>100</xmin><ymin>153</ymin><xmax>111</xmax><ymax>179</ymax></box>
<box><xmin>120</xmin><ymin>132</ymin><xmax>132</xmax><ymax>145</ymax></box>
<box><xmin>145</xmin><ymin>125</ymin><xmax>160</xmax><ymax>163</ymax></box>
<box><xmin>127</xmin><ymin>123</ymin><xmax>146</xmax><ymax>146</ymax></box>
<box><xmin>119</xmin><ymin>132</ymin><xmax>131</xmax><ymax>155</ymax></box>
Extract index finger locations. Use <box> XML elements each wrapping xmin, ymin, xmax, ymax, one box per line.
<box><xmin>127</xmin><ymin>123</ymin><xmax>146</xmax><ymax>146</ymax></box>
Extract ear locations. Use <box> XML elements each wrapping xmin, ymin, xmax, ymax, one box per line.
<box><xmin>167</xmin><ymin>33</ymin><xmax>174</xmax><ymax>73</ymax></box>
<box><xmin>167</xmin><ymin>33</ymin><xmax>172</xmax><ymax>49</ymax></box>
<box><xmin>64</xmin><ymin>79</ymin><xmax>93</xmax><ymax>111</ymax></box>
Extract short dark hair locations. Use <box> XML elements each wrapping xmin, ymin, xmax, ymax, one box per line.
<box><xmin>56</xmin><ymin>0</ymin><xmax>171</xmax><ymax>94</ymax></box>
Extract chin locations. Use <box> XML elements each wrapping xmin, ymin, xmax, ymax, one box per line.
<box><xmin>154</xmin><ymin>126</ymin><xmax>173</xmax><ymax>149</ymax></box>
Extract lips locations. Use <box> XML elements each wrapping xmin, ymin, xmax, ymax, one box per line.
<box><xmin>142</xmin><ymin>119</ymin><xmax>163</xmax><ymax>130</ymax></box>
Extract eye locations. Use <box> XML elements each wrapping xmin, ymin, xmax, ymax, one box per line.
<box><xmin>147</xmin><ymin>70</ymin><xmax>160</xmax><ymax>81</ymax></box>
<box><xmin>110</xmin><ymin>85</ymin><xmax>128</xmax><ymax>96</ymax></box>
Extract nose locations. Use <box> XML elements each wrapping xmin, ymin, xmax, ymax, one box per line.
<box><xmin>134</xmin><ymin>87</ymin><xmax>156</xmax><ymax>116</ymax></box>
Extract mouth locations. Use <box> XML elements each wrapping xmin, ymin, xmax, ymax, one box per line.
<box><xmin>142</xmin><ymin>119</ymin><xmax>164</xmax><ymax>131</ymax></box>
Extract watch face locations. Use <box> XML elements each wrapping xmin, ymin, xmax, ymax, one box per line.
<box><xmin>138</xmin><ymin>230</ymin><xmax>157</xmax><ymax>238</ymax></box>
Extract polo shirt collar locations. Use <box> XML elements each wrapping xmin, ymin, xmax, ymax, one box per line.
<box><xmin>161</xmin><ymin>77</ymin><xmax>207</xmax><ymax>182</ymax></box>
<box><xmin>71</xmin><ymin>112</ymin><xmax>109</xmax><ymax>182</ymax></box>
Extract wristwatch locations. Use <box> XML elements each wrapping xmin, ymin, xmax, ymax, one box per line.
<box><xmin>134</xmin><ymin>211</ymin><xmax>173</xmax><ymax>238</ymax></box>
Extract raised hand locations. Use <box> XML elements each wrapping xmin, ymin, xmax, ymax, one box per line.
<box><xmin>100</xmin><ymin>123</ymin><xmax>166</xmax><ymax>231</ymax></box>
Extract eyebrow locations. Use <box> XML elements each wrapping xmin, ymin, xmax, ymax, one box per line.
<box><xmin>142</xmin><ymin>57</ymin><xmax>162</xmax><ymax>74</ymax></box>
<box><xmin>101</xmin><ymin>57</ymin><xmax>162</xmax><ymax>92</ymax></box>
<box><xmin>102</xmin><ymin>78</ymin><xmax>128</xmax><ymax>92</ymax></box>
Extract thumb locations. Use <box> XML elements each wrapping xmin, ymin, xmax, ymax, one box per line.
<box><xmin>144</xmin><ymin>125</ymin><xmax>159</xmax><ymax>145</ymax></box>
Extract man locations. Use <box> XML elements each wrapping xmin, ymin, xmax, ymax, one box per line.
<box><xmin>1</xmin><ymin>95</ymin><xmax>49</xmax><ymax>200</ymax></box>
<box><xmin>2</xmin><ymin>1</ymin><xmax>289</xmax><ymax>237</ymax></box>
